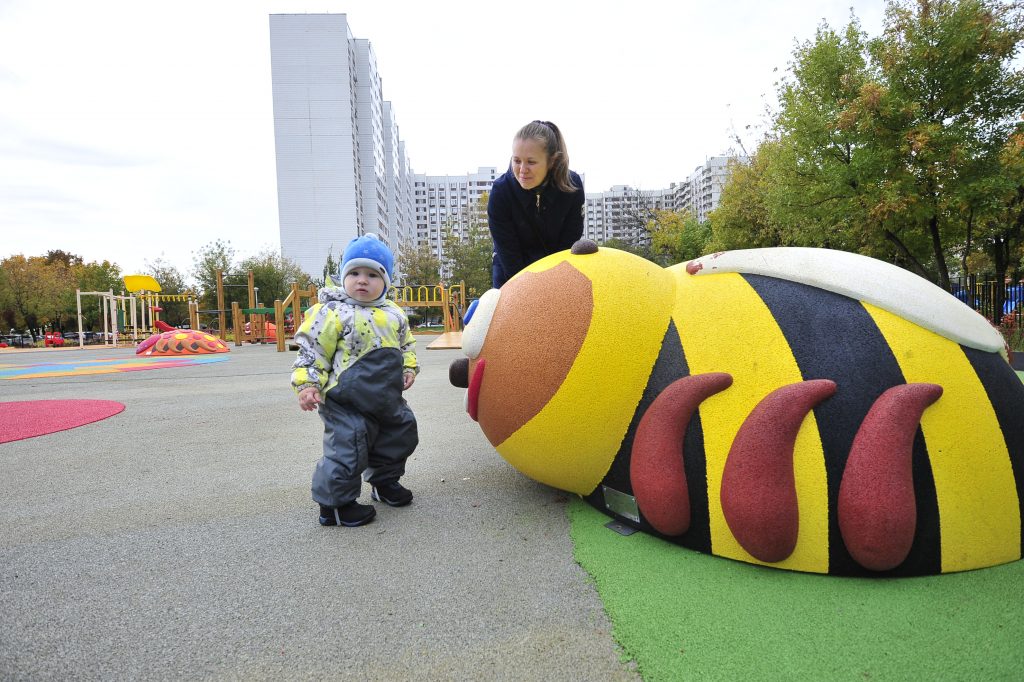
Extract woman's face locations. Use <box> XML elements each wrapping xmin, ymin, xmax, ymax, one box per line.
<box><xmin>511</xmin><ymin>137</ymin><xmax>550</xmax><ymax>190</ymax></box>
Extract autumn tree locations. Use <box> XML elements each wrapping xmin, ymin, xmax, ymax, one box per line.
<box><xmin>38</xmin><ymin>253</ymin><xmax>78</xmax><ymax>333</ymax></box>
<box><xmin>396</xmin><ymin>239</ymin><xmax>442</xmax><ymax>286</ymax></box>
<box><xmin>0</xmin><ymin>256</ymin><xmax>48</xmax><ymax>337</ymax></box>
<box><xmin>646</xmin><ymin>209</ymin><xmax>712</xmax><ymax>266</ymax></box>
<box><xmin>765</xmin><ymin>0</ymin><xmax>1024</xmax><ymax>290</ymax></box>
<box><xmin>710</xmin><ymin>138</ymin><xmax>802</xmax><ymax>250</ymax></box>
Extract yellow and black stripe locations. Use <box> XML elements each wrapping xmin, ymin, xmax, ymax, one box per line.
<box><xmin>590</xmin><ymin>270</ymin><xmax>1024</xmax><ymax>576</ymax></box>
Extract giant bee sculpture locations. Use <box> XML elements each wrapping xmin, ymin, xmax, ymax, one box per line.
<box><xmin>449</xmin><ymin>240</ymin><xmax>1023</xmax><ymax>577</ymax></box>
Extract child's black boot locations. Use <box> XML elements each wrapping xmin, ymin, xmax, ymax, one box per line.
<box><xmin>318</xmin><ymin>501</ymin><xmax>376</xmax><ymax>527</ymax></box>
<box><xmin>370</xmin><ymin>480</ymin><xmax>413</xmax><ymax>507</ymax></box>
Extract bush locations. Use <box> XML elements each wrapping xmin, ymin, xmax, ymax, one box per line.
<box><xmin>999</xmin><ymin>311</ymin><xmax>1023</xmax><ymax>352</ymax></box>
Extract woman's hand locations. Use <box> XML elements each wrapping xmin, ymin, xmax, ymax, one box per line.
<box><xmin>403</xmin><ymin>371</ymin><xmax>416</xmax><ymax>390</ymax></box>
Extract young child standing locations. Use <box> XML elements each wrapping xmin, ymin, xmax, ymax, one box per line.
<box><xmin>291</xmin><ymin>234</ymin><xmax>419</xmax><ymax>527</ymax></box>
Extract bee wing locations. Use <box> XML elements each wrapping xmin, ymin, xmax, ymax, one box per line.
<box><xmin>686</xmin><ymin>247</ymin><xmax>1006</xmax><ymax>355</ymax></box>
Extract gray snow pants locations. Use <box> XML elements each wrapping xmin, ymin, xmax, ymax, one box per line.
<box><xmin>311</xmin><ymin>349</ymin><xmax>418</xmax><ymax>507</ymax></box>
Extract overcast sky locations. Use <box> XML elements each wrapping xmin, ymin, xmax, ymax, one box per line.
<box><xmin>0</xmin><ymin>0</ymin><xmax>887</xmax><ymax>278</ymax></box>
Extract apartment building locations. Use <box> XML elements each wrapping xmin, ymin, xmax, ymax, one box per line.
<box><xmin>583</xmin><ymin>185</ymin><xmax>674</xmax><ymax>246</ymax></box>
<box><xmin>687</xmin><ymin>156</ymin><xmax>742</xmax><ymax>223</ymax></box>
<box><xmin>269</xmin><ymin>14</ymin><xmax>414</xmax><ymax>279</ymax></box>
<box><xmin>270</xmin><ymin>14</ymin><xmax>742</xmax><ymax>277</ymax></box>
<box><xmin>413</xmin><ymin>167</ymin><xmax>500</xmax><ymax>258</ymax></box>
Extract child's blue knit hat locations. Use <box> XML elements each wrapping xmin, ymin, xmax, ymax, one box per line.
<box><xmin>340</xmin><ymin>233</ymin><xmax>394</xmax><ymax>291</ymax></box>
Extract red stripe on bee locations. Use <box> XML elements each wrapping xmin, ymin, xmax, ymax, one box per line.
<box><xmin>721</xmin><ymin>379</ymin><xmax>838</xmax><ymax>563</ymax></box>
<box><xmin>631</xmin><ymin>373</ymin><xmax>733</xmax><ymax>536</ymax></box>
<box><xmin>838</xmin><ymin>383</ymin><xmax>943</xmax><ymax>571</ymax></box>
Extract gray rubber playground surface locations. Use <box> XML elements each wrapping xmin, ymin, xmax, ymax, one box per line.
<box><xmin>0</xmin><ymin>339</ymin><xmax>638</xmax><ymax>680</ymax></box>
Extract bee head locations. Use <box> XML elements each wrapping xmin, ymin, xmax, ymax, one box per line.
<box><xmin>451</xmin><ymin>240</ymin><xmax>675</xmax><ymax>494</ymax></box>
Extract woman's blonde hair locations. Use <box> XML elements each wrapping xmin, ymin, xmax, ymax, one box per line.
<box><xmin>514</xmin><ymin>120</ymin><xmax>578</xmax><ymax>193</ymax></box>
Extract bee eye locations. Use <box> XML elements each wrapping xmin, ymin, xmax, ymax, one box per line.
<box><xmin>463</xmin><ymin>288</ymin><xmax>502</xmax><ymax>360</ymax></box>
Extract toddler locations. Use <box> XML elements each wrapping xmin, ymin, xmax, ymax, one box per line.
<box><xmin>292</xmin><ymin>234</ymin><xmax>419</xmax><ymax>527</ymax></box>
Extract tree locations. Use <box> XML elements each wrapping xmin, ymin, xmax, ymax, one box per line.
<box><xmin>0</xmin><ymin>255</ymin><xmax>49</xmax><ymax>337</ymax></box>
<box><xmin>38</xmin><ymin>258</ymin><xmax>77</xmax><ymax>333</ymax></box>
<box><xmin>646</xmin><ymin>209</ymin><xmax>712</xmax><ymax>266</ymax></box>
<box><xmin>74</xmin><ymin>260</ymin><xmax>123</xmax><ymax>331</ymax></box>
<box><xmin>191</xmin><ymin>239</ymin><xmax>237</xmax><ymax>310</ymax></box>
<box><xmin>768</xmin><ymin>17</ymin><xmax>889</xmax><ymax>256</ymax></box>
<box><xmin>44</xmin><ymin>250</ymin><xmax>83</xmax><ymax>269</ymax></box>
<box><xmin>238</xmin><ymin>249</ymin><xmax>310</xmax><ymax>306</ymax></box>
<box><xmin>617</xmin><ymin>188</ymin><xmax>659</xmax><ymax>247</ymax></box>
<box><xmin>766</xmin><ymin>0</ymin><xmax>1024</xmax><ymax>290</ymax></box>
<box><xmin>396</xmin><ymin>239</ymin><xmax>442</xmax><ymax>286</ymax></box>
<box><xmin>441</xmin><ymin>194</ymin><xmax>494</xmax><ymax>298</ymax></box>
<box><xmin>975</xmin><ymin>128</ymin><xmax>1024</xmax><ymax>319</ymax></box>
<box><xmin>867</xmin><ymin>0</ymin><xmax>1024</xmax><ymax>289</ymax></box>
<box><xmin>709</xmin><ymin>142</ymin><xmax>787</xmax><ymax>251</ymax></box>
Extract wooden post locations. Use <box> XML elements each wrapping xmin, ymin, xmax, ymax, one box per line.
<box><xmin>189</xmin><ymin>300</ymin><xmax>199</xmax><ymax>331</ymax></box>
<box><xmin>291</xmin><ymin>283</ymin><xmax>301</xmax><ymax>329</ymax></box>
<box><xmin>231</xmin><ymin>301</ymin><xmax>243</xmax><ymax>346</ymax></box>
<box><xmin>216</xmin><ymin>270</ymin><xmax>227</xmax><ymax>341</ymax></box>
<box><xmin>275</xmin><ymin>300</ymin><xmax>285</xmax><ymax>352</ymax></box>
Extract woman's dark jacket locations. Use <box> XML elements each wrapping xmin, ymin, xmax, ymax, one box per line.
<box><xmin>487</xmin><ymin>168</ymin><xmax>585</xmax><ymax>288</ymax></box>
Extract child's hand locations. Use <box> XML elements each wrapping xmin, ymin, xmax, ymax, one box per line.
<box><xmin>403</xmin><ymin>371</ymin><xmax>416</xmax><ymax>390</ymax></box>
<box><xmin>298</xmin><ymin>387</ymin><xmax>322</xmax><ymax>411</ymax></box>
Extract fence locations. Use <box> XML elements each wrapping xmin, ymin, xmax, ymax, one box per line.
<box><xmin>950</xmin><ymin>276</ymin><xmax>1023</xmax><ymax>329</ymax></box>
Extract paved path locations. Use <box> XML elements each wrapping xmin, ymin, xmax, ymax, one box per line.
<box><xmin>0</xmin><ymin>340</ymin><xmax>638</xmax><ymax>680</ymax></box>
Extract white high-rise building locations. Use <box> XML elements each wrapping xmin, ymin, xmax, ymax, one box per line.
<box><xmin>413</xmin><ymin>167</ymin><xmax>501</xmax><ymax>260</ymax></box>
<box><xmin>270</xmin><ymin>14</ymin><xmax>740</xmax><ymax>279</ymax></box>
<box><xmin>269</xmin><ymin>14</ymin><xmax>413</xmax><ymax>280</ymax></box>
<box><xmin>686</xmin><ymin>156</ymin><xmax>743</xmax><ymax>223</ymax></box>
<box><xmin>584</xmin><ymin>185</ymin><xmax>673</xmax><ymax>245</ymax></box>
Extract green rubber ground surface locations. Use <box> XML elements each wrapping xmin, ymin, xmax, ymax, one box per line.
<box><xmin>570</xmin><ymin>501</ymin><xmax>1024</xmax><ymax>681</ymax></box>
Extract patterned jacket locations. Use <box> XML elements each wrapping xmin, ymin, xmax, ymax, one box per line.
<box><xmin>291</xmin><ymin>287</ymin><xmax>418</xmax><ymax>398</ymax></box>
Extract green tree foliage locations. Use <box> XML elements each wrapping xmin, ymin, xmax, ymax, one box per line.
<box><xmin>0</xmin><ymin>254</ymin><xmax>124</xmax><ymax>335</ymax></box>
<box><xmin>0</xmin><ymin>255</ymin><xmax>47</xmax><ymax>336</ymax></box>
<box><xmin>720</xmin><ymin>0</ymin><xmax>1024</xmax><ymax>288</ymax></box>
<box><xmin>646</xmin><ymin>209</ymin><xmax>712</xmax><ymax>266</ymax></box>
<box><xmin>396</xmin><ymin>239</ymin><xmax>442</xmax><ymax>286</ymax></box>
<box><xmin>191</xmin><ymin>239</ymin><xmax>237</xmax><ymax>310</ymax></box>
<box><xmin>719</xmin><ymin>0</ymin><xmax>1024</xmax><ymax>295</ymax></box>
<box><xmin>974</xmin><ymin>128</ymin><xmax>1024</xmax><ymax>317</ymax></box>
<box><xmin>442</xmin><ymin>194</ymin><xmax>494</xmax><ymax>298</ymax></box>
<box><xmin>38</xmin><ymin>257</ymin><xmax>77</xmax><ymax>334</ymax></box>
<box><xmin>238</xmin><ymin>249</ymin><xmax>310</xmax><ymax>307</ymax></box>
<box><xmin>709</xmin><ymin>142</ymin><xmax>787</xmax><ymax>250</ymax></box>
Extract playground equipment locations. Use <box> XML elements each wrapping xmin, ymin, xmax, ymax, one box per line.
<box><xmin>391</xmin><ymin>282</ymin><xmax>466</xmax><ymax>350</ymax></box>
<box><xmin>136</xmin><ymin>329</ymin><xmax>230</xmax><ymax>356</ymax></box>
<box><xmin>216</xmin><ymin>272</ymin><xmax>316</xmax><ymax>351</ymax></box>
<box><xmin>72</xmin><ymin>275</ymin><xmax>198</xmax><ymax>349</ymax></box>
<box><xmin>225</xmin><ymin>276</ymin><xmax>467</xmax><ymax>353</ymax></box>
<box><xmin>450</xmin><ymin>240</ymin><xmax>1023</xmax><ymax>577</ymax></box>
